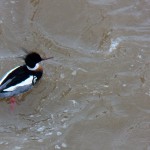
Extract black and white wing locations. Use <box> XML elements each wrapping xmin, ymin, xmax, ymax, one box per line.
<box><xmin>0</xmin><ymin>65</ymin><xmax>36</xmax><ymax>98</ymax></box>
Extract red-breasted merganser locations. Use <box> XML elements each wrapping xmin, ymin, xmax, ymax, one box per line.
<box><xmin>0</xmin><ymin>52</ymin><xmax>53</xmax><ymax>111</ymax></box>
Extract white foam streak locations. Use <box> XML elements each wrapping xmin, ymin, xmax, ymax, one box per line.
<box><xmin>109</xmin><ymin>38</ymin><xmax>122</xmax><ymax>53</ymax></box>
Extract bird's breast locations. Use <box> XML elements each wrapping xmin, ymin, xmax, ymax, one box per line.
<box><xmin>35</xmin><ymin>65</ymin><xmax>43</xmax><ymax>72</ymax></box>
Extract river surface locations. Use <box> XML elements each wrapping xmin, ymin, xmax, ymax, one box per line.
<box><xmin>0</xmin><ymin>0</ymin><xmax>150</xmax><ymax>150</ymax></box>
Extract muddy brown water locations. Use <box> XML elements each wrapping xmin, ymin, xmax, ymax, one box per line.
<box><xmin>0</xmin><ymin>0</ymin><xmax>150</xmax><ymax>150</ymax></box>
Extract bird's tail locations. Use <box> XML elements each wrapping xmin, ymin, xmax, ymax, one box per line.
<box><xmin>0</xmin><ymin>79</ymin><xmax>12</xmax><ymax>92</ymax></box>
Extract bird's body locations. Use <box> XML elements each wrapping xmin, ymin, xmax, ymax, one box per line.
<box><xmin>0</xmin><ymin>64</ymin><xmax>42</xmax><ymax>98</ymax></box>
<box><xmin>0</xmin><ymin>52</ymin><xmax>52</xmax><ymax>110</ymax></box>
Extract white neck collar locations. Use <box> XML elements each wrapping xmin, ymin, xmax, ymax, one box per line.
<box><xmin>27</xmin><ymin>63</ymin><xmax>39</xmax><ymax>71</ymax></box>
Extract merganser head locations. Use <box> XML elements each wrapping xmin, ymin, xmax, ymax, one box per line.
<box><xmin>24</xmin><ymin>52</ymin><xmax>53</xmax><ymax>70</ymax></box>
<box><xmin>25</xmin><ymin>52</ymin><xmax>42</xmax><ymax>68</ymax></box>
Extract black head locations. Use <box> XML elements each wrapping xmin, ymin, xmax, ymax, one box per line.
<box><xmin>25</xmin><ymin>52</ymin><xmax>42</xmax><ymax>68</ymax></box>
<box><xmin>24</xmin><ymin>52</ymin><xmax>53</xmax><ymax>68</ymax></box>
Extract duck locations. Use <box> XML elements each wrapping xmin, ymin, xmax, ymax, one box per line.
<box><xmin>0</xmin><ymin>51</ymin><xmax>53</xmax><ymax>110</ymax></box>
